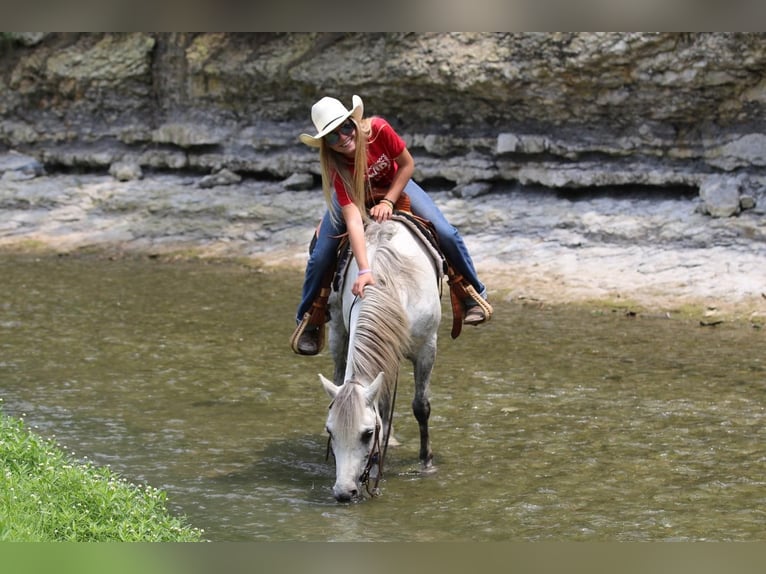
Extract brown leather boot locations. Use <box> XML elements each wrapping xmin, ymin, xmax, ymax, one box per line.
<box><xmin>290</xmin><ymin>312</ymin><xmax>326</xmax><ymax>356</ymax></box>
<box><xmin>464</xmin><ymin>305</ymin><xmax>487</xmax><ymax>325</ymax></box>
<box><xmin>296</xmin><ymin>326</ymin><xmax>321</xmax><ymax>355</ymax></box>
<box><xmin>464</xmin><ymin>294</ymin><xmax>493</xmax><ymax>326</ymax></box>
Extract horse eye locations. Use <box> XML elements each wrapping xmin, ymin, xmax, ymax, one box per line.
<box><xmin>361</xmin><ymin>429</ymin><xmax>374</xmax><ymax>443</ymax></box>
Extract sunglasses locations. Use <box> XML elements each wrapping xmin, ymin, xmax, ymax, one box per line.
<box><xmin>324</xmin><ymin>120</ymin><xmax>355</xmax><ymax>145</ymax></box>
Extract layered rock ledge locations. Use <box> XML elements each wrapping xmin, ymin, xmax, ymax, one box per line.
<box><xmin>2</xmin><ymin>33</ymin><xmax>766</xmax><ymax>208</ymax></box>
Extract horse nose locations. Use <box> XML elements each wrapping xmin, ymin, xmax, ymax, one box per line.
<box><xmin>333</xmin><ymin>486</ymin><xmax>358</xmax><ymax>502</ymax></box>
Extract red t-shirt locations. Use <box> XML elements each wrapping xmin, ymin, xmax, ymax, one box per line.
<box><xmin>333</xmin><ymin>117</ymin><xmax>406</xmax><ymax>207</ymax></box>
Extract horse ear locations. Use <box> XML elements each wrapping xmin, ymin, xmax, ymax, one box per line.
<box><xmin>319</xmin><ymin>373</ymin><xmax>340</xmax><ymax>400</ymax></box>
<box><xmin>364</xmin><ymin>372</ymin><xmax>386</xmax><ymax>405</ymax></box>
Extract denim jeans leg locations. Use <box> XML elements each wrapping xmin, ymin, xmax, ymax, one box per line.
<box><xmin>296</xmin><ymin>205</ymin><xmax>345</xmax><ymax>323</ymax></box>
<box><xmin>404</xmin><ymin>180</ymin><xmax>487</xmax><ymax>298</ymax></box>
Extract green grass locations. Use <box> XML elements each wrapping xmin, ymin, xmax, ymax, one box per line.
<box><xmin>0</xmin><ymin>405</ymin><xmax>204</xmax><ymax>542</ymax></box>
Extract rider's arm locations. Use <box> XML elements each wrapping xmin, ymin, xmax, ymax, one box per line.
<box><xmin>343</xmin><ymin>203</ymin><xmax>375</xmax><ymax>297</ymax></box>
<box><xmin>384</xmin><ymin>147</ymin><xmax>414</xmax><ymax>205</ymax></box>
<box><xmin>369</xmin><ymin>147</ymin><xmax>415</xmax><ymax>222</ymax></box>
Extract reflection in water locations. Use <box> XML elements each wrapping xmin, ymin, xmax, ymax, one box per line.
<box><xmin>0</xmin><ymin>254</ymin><xmax>764</xmax><ymax>541</ymax></box>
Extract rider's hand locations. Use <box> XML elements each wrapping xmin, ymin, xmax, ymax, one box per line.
<box><xmin>352</xmin><ymin>271</ymin><xmax>375</xmax><ymax>297</ymax></box>
<box><xmin>369</xmin><ymin>201</ymin><xmax>393</xmax><ymax>223</ymax></box>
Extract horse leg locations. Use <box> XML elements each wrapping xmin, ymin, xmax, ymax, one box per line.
<box><xmin>412</xmin><ymin>357</ymin><xmax>434</xmax><ymax>469</ymax></box>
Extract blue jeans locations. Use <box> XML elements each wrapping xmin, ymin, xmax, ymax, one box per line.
<box><xmin>296</xmin><ymin>179</ymin><xmax>487</xmax><ymax>322</ymax></box>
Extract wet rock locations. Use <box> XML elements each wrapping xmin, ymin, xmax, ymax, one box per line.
<box><xmin>497</xmin><ymin>133</ymin><xmax>548</xmax><ymax>155</ymax></box>
<box><xmin>153</xmin><ymin>122</ymin><xmax>231</xmax><ymax>148</ymax></box>
<box><xmin>453</xmin><ymin>182</ymin><xmax>492</xmax><ymax>199</ymax></box>
<box><xmin>136</xmin><ymin>149</ymin><xmax>188</xmax><ymax>170</ymax></box>
<box><xmin>0</xmin><ymin>122</ymin><xmax>39</xmax><ymax>145</ymax></box>
<box><xmin>707</xmin><ymin>133</ymin><xmax>766</xmax><ymax>171</ymax></box>
<box><xmin>0</xmin><ymin>151</ymin><xmax>45</xmax><ymax>180</ymax></box>
<box><xmin>282</xmin><ymin>173</ymin><xmax>314</xmax><ymax>191</ymax></box>
<box><xmin>740</xmin><ymin>195</ymin><xmax>757</xmax><ymax>210</ymax></box>
<box><xmin>422</xmin><ymin>135</ymin><xmax>454</xmax><ymax>156</ymax></box>
<box><xmin>198</xmin><ymin>168</ymin><xmax>242</xmax><ymax>188</ymax></box>
<box><xmin>45</xmin><ymin>33</ymin><xmax>155</xmax><ymax>88</ymax></box>
<box><xmin>698</xmin><ymin>176</ymin><xmax>742</xmax><ymax>218</ymax></box>
<box><xmin>417</xmin><ymin>155</ymin><xmax>496</xmax><ymax>186</ymax></box>
<box><xmin>109</xmin><ymin>160</ymin><xmax>143</xmax><ymax>181</ymax></box>
<box><xmin>40</xmin><ymin>147</ymin><xmax>116</xmax><ymax>168</ymax></box>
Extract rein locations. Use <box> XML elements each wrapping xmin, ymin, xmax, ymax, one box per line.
<box><xmin>361</xmin><ymin>371</ymin><xmax>398</xmax><ymax>497</ymax></box>
<box><xmin>373</xmin><ymin>370</ymin><xmax>398</xmax><ymax>495</ymax></box>
<box><xmin>358</xmin><ymin>417</ymin><xmax>381</xmax><ymax>495</ymax></box>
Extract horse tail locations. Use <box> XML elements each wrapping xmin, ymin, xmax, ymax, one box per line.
<box><xmin>349</xmin><ymin>223</ymin><xmax>413</xmax><ymax>401</ymax></box>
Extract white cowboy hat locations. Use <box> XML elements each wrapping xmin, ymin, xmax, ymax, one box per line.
<box><xmin>299</xmin><ymin>95</ymin><xmax>364</xmax><ymax>147</ymax></box>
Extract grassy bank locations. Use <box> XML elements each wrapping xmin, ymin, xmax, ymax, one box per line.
<box><xmin>0</xmin><ymin>405</ymin><xmax>204</xmax><ymax>542</ymax></box>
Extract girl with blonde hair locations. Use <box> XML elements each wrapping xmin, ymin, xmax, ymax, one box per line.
<box><xmin>292</xmin><ymin>95</ymin><xmax>491</xmax><ymax>355</ymax></box>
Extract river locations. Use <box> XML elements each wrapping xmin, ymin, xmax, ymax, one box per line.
<box><xmin>1</xmin><ymin>253</ymin><xmax>764</xmax><ymax>541</ymax></box>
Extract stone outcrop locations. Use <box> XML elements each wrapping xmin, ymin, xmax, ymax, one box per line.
<box><xmin>2</xmin><ymin>32</ymin><xmax>765</xmax><ymax>217</ymax></box>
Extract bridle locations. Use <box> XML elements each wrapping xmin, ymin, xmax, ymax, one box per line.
<box><xmin>358</xmin><ymin>416</ymin><xmax>382</xmax><ymax>496</ymax></box>
<box><xmin>325</xmin><ymin>376</ymin><xmax>398</xmax><ymax>498</ymax></box>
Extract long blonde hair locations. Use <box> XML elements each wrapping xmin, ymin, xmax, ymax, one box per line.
<box><xmin>318</xmin><ymin>117</ymin><xmax>371</xmax><ymax>227</ymax></box>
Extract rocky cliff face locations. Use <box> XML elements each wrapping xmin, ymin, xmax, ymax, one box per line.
<box><xmin>2</xmin><ymin>32</ymin><xmax>765</xmax><ymax>215</ymax></box>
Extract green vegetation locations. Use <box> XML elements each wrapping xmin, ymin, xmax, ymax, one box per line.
<box><xmin>0</xmin><ymin>405</ymin><xmax>204</xmax><ymax>542</ymax></box>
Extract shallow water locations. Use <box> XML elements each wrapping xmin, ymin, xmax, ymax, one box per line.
<box><xmin>1</xmin><ymin>254</ymin><xmax>764</xmax><ymax>541</ymax></box>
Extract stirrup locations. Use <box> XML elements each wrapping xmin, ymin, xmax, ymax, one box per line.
<box><xmin>290</xmin><ymin>312</ymin><xmax>326</xmax><ymax>355</ymax></box>
<box><xmin>464</xmin><ymin>284</ymin><xmax>493</xmax><ymax>322</ymax></box>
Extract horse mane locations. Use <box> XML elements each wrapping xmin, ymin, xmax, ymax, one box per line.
<box><xmin>346</xmin><ymin>221</ymin><xmax>415</xmax><ymax>409</ymax></box>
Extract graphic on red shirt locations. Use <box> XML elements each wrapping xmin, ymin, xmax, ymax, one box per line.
<box><xmin>334</xmin><ymin>117</ymin><xmax>406</xmax><ymax>207</ymax></box>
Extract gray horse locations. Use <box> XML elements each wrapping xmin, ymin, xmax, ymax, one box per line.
<box><xmin>320</xmin><ymin>217</ymin><xmax>443</xmax><ymax>502</ymax></box>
